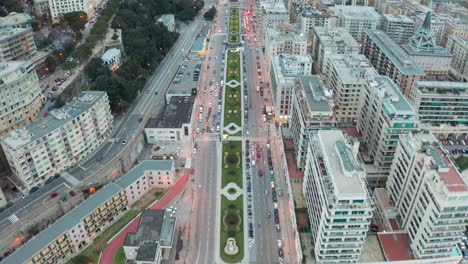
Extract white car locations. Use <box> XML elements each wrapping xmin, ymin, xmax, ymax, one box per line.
<box><xmin>196</xmin><ymin>128</ymin><xmax>200</xmax><ymax>133</ymax></box>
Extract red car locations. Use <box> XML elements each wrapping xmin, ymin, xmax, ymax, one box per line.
<box><xmin>257</xmin><ymin>151</ymin><xmax>261</xmax><ymax>159</ymax></box>
<box><xmin>258</xmin><ymin>170</ymin><xmax>263</xmax><ymax>177</ymax></box>
<box><xmin>50</xmin><ymin>192</ymin><xmax>58</xmax><ymax>198</ymax></box>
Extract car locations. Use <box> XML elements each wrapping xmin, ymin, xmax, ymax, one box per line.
<box><xmin>138</xmin><ymin>117</ymin><xmax>143</xmax><ymax>122</ymax></box>
<box><xmin>276</xmin><ymin>224</ymin><xmax>281</xmax><ymax>232</ymax></box>
<box><xmin>114</xmin><ymin>138</ymin><xmax>120</xmax><ymax>143</ymax></box>
<box><xmin>50</xmin><ymin>192</ymin><xmax>58</xmax><ymax>198</ymax></box>
<box><xmin>264</xmin><ymin>190</ymin><xmax>268</xmax><ymax>195</ymax></box>
<box><xmin>258</xmin><ymin>170</ymin><xmax>263</xmax><ymax>177</ymax></box>
<box><xmin>256</xmin><ymin>151</ymin><xmax>261</xmax><ymax>159</ymax></box>
<box><xmin>196</xmin><ymin>128</ymin><xmax>200</xmax><ymax>133</ymax></box>
<box><xmin>278</xmin><ymin>248</ymin><xmax>283</xmax><ymax>257</ymax></box>
<box><xmin>266</xmin><ymin>212</ymin><xmax>271</xmax><ymax>218</ymax></box>
<box><xmin>122</xmin><ymin>140</ymin><xmax>128</xmax><ymax>145</ymax></box>
<box><xmin>29</xmin><ymin>186</ymin><xmax>39</xmax><ymax>194</ymax></box>
<box><xmin>69</xmin><ymin>191</ymin><xmax>77</xmax><ymax>196</ymax></box>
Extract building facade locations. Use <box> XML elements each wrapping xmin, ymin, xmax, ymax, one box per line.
<box><xmin>2</xmin><ymin>160</ymin><xmax>176</xmax><ymax>264</ymax></box>
<box><xmin>362</xmin><ymin>30</ymin><xmax>426</xmax><ymax>97</ymax></box>
<box><xmin>259</xmin><ymin>1</ymin><xmax>290</xmax><ymax>32</ymax></box>
<box><xmin>374</xmin><ymin>0</ymin><xmax>402</xmax><ymax>14</ymax></box>
<box><xmin>446</xmin><ymin>35</ymin><xmax>467</xmax><ymax>81</ymax></box>
<box><xmin>298</xmin><ymin>8</ymin><xmax>337</xmax><ymax>35</ymax></box>
<box><xmin>380</xmin><ymin>14</ymin><xmax>415</xmax><ymax>44</ymax></box>
<box><xmin>331</xmin><ymin>6</ymin><xmax>380</xmax><ymax>43</ymax></box>
<box><xmin>101</xmin><ymin>48</ymin><xmax>122</xmax><ymax>71</ymax></box>
<box><xmin>357</xmin><ymin>76</ymin><xmax>418</xmax><ymax>187</ymax></box>
<box><xmin>303</xmin><ymin>130</ymin><xmax>373</xmax><ymax>263</ymax></box>
<box><xmin>387</xmin><ymin>133</ymin><xmax>468</xmax><ymax>259</ymax></box>
<box><xmin>48</xmin><ymin>0</ymin><xmax>98</xmax><ymax>23</ymax></box>
<box><xmin>326</xmin><ymin>54</ymin><xmax>378</xmax><ymax>124</ymax></box>
<box><xmin>0</xmin><ymin>27</ymin><xmax>37</xmax><ymax>62</ymax></box>
<box><xmin>0</xmin><ymin>91</ymin><xmax>113</xmax><ymax>190</ymax></box>
<box><xmin>290</xmin><ymin>75</ymin><xmax>335</xmax><ymax>170</ymax></box>
<box><xmin>0</xmin><ymin>61</ymin><xmax>44</xmax><ymax>136</ymax></box>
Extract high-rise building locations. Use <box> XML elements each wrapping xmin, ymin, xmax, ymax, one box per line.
<box><xmin>387</xmin><ymin>132</ymin><xmax>468</xmax><ymax>259</ymax></box>
<box><xmin>0</xmin><ymin>12</ymin><xmax>34</xmax><ymax>29</ymax></box>
<box><xmin>362</xmin><ymin>30</ymin><xmax>426</xmax><ymax>97</ymax></box>
<box><xmin>303</xmin><ymin>130</ymin><xmax>374</xmax><ymax>264</ymax></box>
<box><xmin>259</xmin><ymin>1</ymin><xmax>289</xmax><ymax>31</ymax></box>
<box><xmin>440</xmin><ymin>16</ymin><xmax>468</xmax><ymax>47</ymax></box>
<box><xmin>374</xmin><ymin>0</ymin><xmax>401</xmax><ymax>14</ymax></box>
<box><xmin>270</xmin><ymin>54</ymin><xmax>312</xmax><ymax>123</ymax></box>
<box><xmin>0</xmin><ymin>61</ymin><xmax>44</xmax><ymax>136</ymax></box>
<box><xmin>0</xmin><ymin>27</ymin><xmax>37</xmax><ymax>62</ymax></box>
<box><xmin>0</xmin><ymin>91</ymin><xmax>113</xmax><ymax>190</ymax></box>
<box><xmin>290</xmin><ymin>75</ymin><xmax>335</xmax><ymax>170</ymax></box>
<box><xmin>326</xmin><ymin>54</ymin><xmax>378</xmax><ymax>124</ymax></box>
<box><xmin>311</xmin><ymin>27</ymin><xmax>360</xmax><ymax>75</ymax></box>
<box><xmin>446</xmin><ymin>35</ymin><xmax>467</xmax><ymax>81</ymax></box>
<box><xmin>408</xmin><ymin>81</ymin><xmax>468</xmax><ymax>135</ymax></box>
<box><xmin>48</xmin><ymin>0</ymin><xmax>98</xmax><ymax>23</ymax></box>
<box><xmin>331</xmin><ymin>6</ymin><xmax>381</xmax><ymax>43</ymax></box>
<box><xmin>357</xmin><ymin>76</ymin><xmax>418</xmax><ymax>187</ymax></box>
<box><xmin>380</xmin><ymin>14</ymin><xmax>415</xmax><ymax>44</ymax></box>
<box><xmin>298</xmin><ymin>8</ymin><xmax>337</xmax><ymax>35</ymax></box>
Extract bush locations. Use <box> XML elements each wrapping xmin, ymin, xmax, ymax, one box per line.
<box><xmin>226</xmin><ymin>153</ymin><xmax>238</xmax><ymax>165</ymax></box>
<box><xmin>227</xmin><ymin>230</ymin><xmax>236</xmax><ymax>237</ymax></box>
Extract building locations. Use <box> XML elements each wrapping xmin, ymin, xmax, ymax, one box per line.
<box><xmin>303</xmin><ymin>130</ymin><xmax>373</xmax><ymax>264</ymax></box>
<box><xmin>270</xmin><ymin>54</ymin><xmax>312</xmax><ymax>123</ymax></box>
<box><xmin>0</xmin><ymin>61</ymin><xmax>44</xmax><ymax>136</ymax></box>
<box><xmin>311</xmin><ymin>27</ymin><xmax>360</xmax><ymax>75</ymax></box>
<box><xmin>380</xmin><ymin>14</ymin><xmax>415</xmax><ymax>44</ymax></box>
<box><xmin>362</xmin><ymin>30</ymin><xmax>426</xmax><ymax>97</ymax></box>
<box><xmin>290</xmin><ymin>75</ymin><xmax>335</xmax><ymax>170</ymax></box>
<box><xmin>0</xmin><ymin>12</ymin><xmax>34</xmax><ymax>29</ymax></box>
<box><xmin>0</xmin><ymin>91</ymin><xmax>113</xmax><ymax>190</ymax></box>
<box><xmin>374</xmin><ymin>0</ymin><xmax>401</xmax><ymax>14</ymax></box>
<box><xmin>298</xmin><ymin>8</ymin><xmax>337</xmax><ymax>35</ymax></box>
<box><xmin>440</xmin><ymin>16</ymin><xmax>468</xmax><ymax>47</ymax></box>
<box><xmin>48</xmin><ymin>0</ymin><xmax>97</xmax><ymax>23</ymax></box>
<box><xmin>446</xmin><ymin>35</ymin><xmax>467</xmax><ymax>81</ymax></box>
<box><xmin>101</xmin><ymin>48</ymin><xmax>122</xmax><ymax>71</ymax></box>
<box><xmin>326</xmin><ymin>54</ymin><xmax>378</xmax><ymax>124</ymax></box>
<box><xmin>124</xmin><ymin>209</ymin><xmax>175</xmax><ymax>264</ymax></box>
<box><xmin>145</xmin><ymin>96</ymin><xmax>194</xmax><ymax>145</ymax></box>
<box><xmin>331</xmin><ymin>6</ymin><xmax>380</xmax><ymax>43</ymax></box>
<box><xmin>157</xmin><ymin>14</ymin><xmax>175</xmax><ymax>32</ymax></box>
<box><xmin>408</xmin><ymin>81</ymin><xmax>468</xmax><ymax>136</ymax></box>
<box><xmin>387</xmin><ymin>132</ymin><xmax>468</xmax><ymax>259</ymax></box>
<box><xmin>1</xmin><ymin>160</ymin><xmax>176</xmax><ymax>264</ymax></box>
<box><xmin>357</xmin><ymin>76</ymin><xmax>418</xmax><ymax>187</ymax></box>
<box><xmin>32</xmin><ymin>0</ymin><xmax>51</xmax><ymax>17</ymax></box>
<box><xmin>414</xmin><ymin>12</ymin><xmax>445</xmax><ymax>46</ymax></box>
<box><xmin>190</xmin><ymin>23</ymin><xmax>210</xmax><ymax>56</ymax></box>
<box><xmin>335</xmin><ymin>0</ymin><xmax>369</xmax><ymax>5</ymax></box>
<box><xmin>401</xmin><ymin>8</ymin><xmax>453</xmax><ymax>81</ymax></box>
<box><xmin>0</xmin><ymin>27</ymin><xmax>37</xmax><ymax>62</ymax></box>
<box><xmin>259</xmin><ymin>0</ymin><xmax>289</xmax><ymax>31</ymax></box>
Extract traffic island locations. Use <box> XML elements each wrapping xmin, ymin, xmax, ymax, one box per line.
<box><xmin>227</xmin><ymin>7</ymin><xmax>241</xmax><ymax>45</ymax></box>
<box><xmin>223</xmin><ymin>48</ymin><xmax>242</xmax><ymax>136</ymax></box>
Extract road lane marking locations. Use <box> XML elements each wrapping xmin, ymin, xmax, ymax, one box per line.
<box><xmin>7</xmin><ymin>214</ymin><xmax>19</xmax><ymax>224</ymax></box>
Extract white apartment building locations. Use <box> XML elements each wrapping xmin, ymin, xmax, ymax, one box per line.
<box><xmin>326</xmin><ymin>54</ymin><xmax>377</xmax><ymax>124</ymax></box>
<box><xmin>0</xmin><ymin>61</ymin><xmax>44</xmax><ymax>136</ymax></box>
<box><xmin>270</xmin><ymin>54</ymin><xmax>312</xmax><ymax>123</ymax></box>
<box><xmin>298</xmin><ymin>8</ymin><xmax>337</xmax><ymax>35</ymax></box>
<box><xmin>380</xmin><ymin>14</ymin><xmax>415</xmax><ymax>44</ymax></box>
<box><xmin>311</xmin><ymin>27</ymin><xmax>360</xmax><ymax>76</ymax></box>
<box><xmin>259</xmin><ymin>0</ymin><xmax>289</xmax><ymax>31</ymax></box>
<box><xmin>303</xmin><ymin>130</ymin><xmax>373</xmax><ymax>263</ymax></box>
<box><xmin>446</xmin><ymin>35</ymin><xmax>467</xmax><ymax>81</ymax></box>
<box><xmin>290</xmin><ymin>75</ymin><xmax>335</xmax><ymax>170</ymax></box>
<box><xmin>408</xmin><ymin>81</ymin><xmax>468</xmax><ymax>135</ymax></box>
<box><xmin>101</xmin><ymin>48</ymin><xmax>122</xmax><ymax>71</ymax></box>
<box><xmin>0</xmin><ymin>27</ymin><xmax>37</xmax><ymax>62</ymax></box>
<box><xmin>48</xmin><ymin>0</ymin><xmax>99</xmax><ymax>23</ymax></box>
<box><xmin>387</xmin><ymin>132</ymin><xmax>468</xmax><ymax>259</ymax></box>
<box><xmin>33</xmin><ymin>0</ymin><xmax>51</xmax><ymax>17</ymax></box>
<box><xmin>331</xmin><ymin>6</ymin><xmax>380</xmax><ymax>43</ymax></box>
<box><xmin>0</xmin><ymin>91</ymin><xmax>113</xmax><ymax>190</ymax></box>
<box><xmin>357</xmin><ymin>76</ymin><xmax>418</xmax><ymax>187</ymax></box>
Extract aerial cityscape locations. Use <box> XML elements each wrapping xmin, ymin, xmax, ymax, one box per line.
<box><xmin>0</xmin><ymin>0</ymin><xmax>467</xmax><ymax>263</ymax></box>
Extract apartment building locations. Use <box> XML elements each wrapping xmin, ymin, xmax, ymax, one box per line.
<box><xmin>331</xmin><ymin>6</ymin><xmax>380</xmax><ymax>43</ymax></box>
<box><xmin>0</xmin><ymin>61</ymin><xmax>44</xmax><ymax>136</ymax></box>
<box><xmin>446</xmin><ymin>35</ymin><xmax>467</xmax><ymax>81</ymax></box>
<box><xmin>259</xmin><ymin>0</ymin><xmax>289</xmax><ymax>31</ymax></box>
<box><xmin>0</xmin><ymin>27</ymin><xmax>37</xmax><ymax>62</ymax></box>
<box><xmin>362</xmin><ymin>30</ymin><xmax>426</xmax><ymax>97</ymax></box>
<box><xmin>48</xmin><ymin>0</ymin><xmax>98</xmax><ymax>23</ymax></box>
<box><xmin>408</xmin><ymin>81</ymin><xmax>468</xmax><ymax>135</ymax></box>
<box><xmin>380</xmin><ymin>14</ymin><xmax>414</xmax><ymax>45</ymax></box>
<box><xmin>387</xmin><ymin>133</ymin><xmax>468</xmax><ymax>259</ymax></box>
<box><xmin>2</xmin><ymin>160</ymin><xmax>176</xmax><ymax>264</ymax></box>
<box><xmin>298</xmin><ymin>8</ymin><xmax>337</xmax><ymax>35</ymax></box>
<box><xmin>357</xmin><ymin>76</ymin><xmax>418</xmax><ymax>187</ymax></box>
<box><xmin>303</xmin><ymin>130</ymin><xmax>373</xmax><ymax>264</ymax></box>
<box><xmin>290</xmin><ymin>75</ymin><xmax>335</xmax><ymax>170</ymax></box>
<box><xmin>32</xmin><ymin>0</ymin><xmax>51</xmax><ymax>17</ymax></box>
<box><xmin>440</xmin><ymin>16</ymin><xmax>468</xmax><ymax>47</ymax></box>
<box><xmin>0</xmin><ymin>91</ymin><xmax>113</xmax><ymax>190</ymax></box>
<box><xmin>311</xmin><ymin>27</ymin><xmax>360</xmax><ymax>76</ymax></box>
<box><xmin>0</xmin><ymin>12</ymin><xmax>34</xmax><ymax>29</ymax></box>
<box><xmin>374</xmin><ymin>0</ymin><xmax>401</xmax><ymax>14</ymax></box>
<box><xmin>270</xmin><ymin>54</ymin><xmax>312</xmax><ymax>123</ymax></box>
<box><xmin>326</xmin><ymin>54</ymin><xmax>378</xmax><ymax>124</ymax></box>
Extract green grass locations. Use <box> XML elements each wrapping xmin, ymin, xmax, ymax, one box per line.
<box><xmin>115</xmin><ymin>247</ymin><xmax>125</xmax><ymax>264</ymax></box>
<box><xmin>220</xmin><ymin>196</ymin><xmax>244</xmax><ymax>263</ymax></box>
<box><xmin>228</xmin><ymin>7</ymin><xmax>240</xmax><ymax>44</ymax></box>
<box><xmin>223</xmin><ymin>49</ymin><xmax>242</xmax><ymax>128</ymax></box>
<box><xmin>221</xmin><ymin>141</ymin><xmax>243</xmax><ymax>188</ymax></box>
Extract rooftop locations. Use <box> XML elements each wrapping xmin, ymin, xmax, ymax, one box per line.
<box><xmin>0</xmin><ymin>27</ymin><xmax>30</xmax><ymax>41</ymax></box>
<box><xmin>157</xmin><ymin>14</ymin><xmax>175</xmax><ymax>24</ymax></box>
<box><xmin>382</xmin><ymin>14</ymin><xmax>414</xmax><ymax>23</ymax></box>
<box><xmin>101</xmin><ymin>48</ymin><xmax>121</xmax><ymax>62</ymax></box>
<box><xmin>1</xmin><ymin>91</ymin><xmax>106</xmax><ymax>150</ymax></box>
<box><xmin>402</xmin><ymin>42</ymin><xmax>453</xmax><ymax>57</ymax></box>
<box><xmin>365</xmin><ymin>30</ymin><xmax>426</xmax><ymax>76</ymax></box>
<box><xmin>0</xmin><ymin>12</ymin><xmax>34</xmax><ymax>28</ymax></box>
<box><xmin>328</xmin><ymin>54</ymin><xmax>377</xmax><ymax>84</ymax></box>
<box><xmin>145</xmin><ymin>96</ymin><xmax>194</xmax><ymax>129</ymax></box>
<box><xmin>168</xmin><ymin>58</ymin><xmax>202</xmax><ymax>95</ymax></box>
<box><xmin>370</xmin><ymin>76</ymin><xmax>416</xmax><ymax>115</ymax></box>
<box><xmin>317</xmin><ymin>130</ymin><xmax>368</xmax><ymax>198</ymax></box>
<box><xmin>301</xmin><ymin>8</ymin><xmax>332</xmax><ymax>19</ymax></box>
<box><xmin>0</xmin><ymin>60</ymin><xmax>35</xmax><ymax>85</ymax></box>
<box><xmin>278</xmin><ymin>54</ymin><xmax>312</xmax><ymax>77</ymax></box>
<box><xmin>115</xmin><ymin>160</ymin><xmax>174</xmax><ymax>189</ymax></box>
<box><xmin>313</xmin><ymin>27</ymin><xmax>360</xmax><ymax>50</ymax></box>
<box><xmin>377</xmin><ymin>232</ymin><xmax>414</xmax><ymax>261</ymax></box>
<box><xmin>191</xmin><ymin>23</ymin><xmax>210</xmax><ymax>53</ymax></box>
<box><xmin>332</xmin><ymin>6</ymin><xmax>380</xmax><ymax>21</ymax></box>
<box><xmin>414</xmin><ymin>81</ymin><xmax>468</xmax><ymax>95</ymax></box>
<box><xmin>261</xmin><ymin>1</ymin><xmax>288</xmax><ymax>13</ymax></box>
<box><xmin>266</xmin><ymin>25</ymin><xmax>307</xmax><ymax>43</ymax></box>
<box><xmin>124</xmin><ymin>210</ymin><xmax>165</xmax><ymax>247</ymax></box>
<box><xmin>298</xmin><ymin>75</ymin><xmax>333</xmax><ymax>113</ymax></box>
<box><xmin>136</xmin><ymin>243</ymin><xmax>158</xmax><ymax>261</ymax></box>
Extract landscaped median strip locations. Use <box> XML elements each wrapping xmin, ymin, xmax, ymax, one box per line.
<box><xmin>223</xmin><ymin>48</ymin><xmax>242</xmax><ymax>137</ymax></box>
<box><xmin>228</xmin><ymin>7</ymin><xmax>241</xmax><ymax>45</ymax></box>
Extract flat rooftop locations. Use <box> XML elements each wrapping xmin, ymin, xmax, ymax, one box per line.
<box><xmin>371</xmin><ymin>76</ymin><xmax>416</xmax><ymax>115</ymax></box>
<box><xmin>267</xmin><ymin>25</ymin><xmax>307</xmax><ymax>43</ymax></box>
<box><xmin>124</xmin><ymin>209</ymin><xmax>165</xmax><ymax>247</ymax></box>
<box><xmin>382</xmin><ymin>14</ymin><xmax>414</xmax><ymax>23</ymax></box>
<box><xmin>365</xmin><ymin>30</ymin><xmax>426</xmax><ymax>76</ymax></box>
<box><xmin>317</xmin><ymin>130</ymin><xmax>368</xmax><ymax>198</ymax></box>
<box><xmin>299</xmin><ymin>75</ymin><xmax>333</xmax><ymax>113</ymax></box>
<box><xmin>278</xmin><ymin>54</ymin><xmax>312</xmax><ymax>77</ymax></box>
<box><xmin>301</xmin><ymin>8</ymin><xmax>332</xmax><ymax>18</ymax></box>
<box><xmin>332</xmin><ymin>6</ymin><xmax>380</xmax><ymax>21</ymax></box>
<box><xmin>261</xmin><ymin>1</ymin><xmax>288</xmax><ymax>13</ymax></box>
<box><xmin>146</xmin><ymin>96</ymin><xmax>194</xmax><ymax>129</ymax></box>
<box><xmin>0</xmin><ymin>60</ymin><xmax>34</xmax><ymax>84</ymax></box>
<box><xmin>329</xmin><ymin>54</ymin><xmax>377</xmax><ymax>84</ymax></box>
<box><xmin>402</xmin><ymin>43</ymin><xmax>453</xmax><ymax>58</ymax></box>
<box><xmin>168</xmin><ymin>58</ymin><xmax>202</xmax><ymax>95</ymax></box>
<box><xmin>414</xmin><ymin>81</ymin><xmax>468</xmax><ymax>94</ymax></box>
<box><xmin>377</xmin><ymin>232</ymin><xmax>414</xmax><ymax>261</ymax></box>
<box><xmin>314</xmin><ymin>27</ymin><xmax>360</xmax><ymax>49</ymax></box>
<box><xmin>0</xmin><ymin>27</ymin><xmax>30</xmax><ymax>41</ymax></box>
<box><xmin>101</xmin><ymin>48</ymin><xmax>121</xmax><ymax>61</ymax></box>
<box><xmin>0</xmin><ymin>12</ymin><xmax>33</xmax><ymax>28</ymax></box>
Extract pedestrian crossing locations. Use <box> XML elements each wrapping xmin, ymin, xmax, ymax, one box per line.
<box><xmin>248</xmin><ymin>238</ymin><xmax>255</xmax><ymax>248</ymax></box>
<box><xmin>7</xmin><ymin>214</ymin><xmax>19</xmax><ymax>224</ymax></box>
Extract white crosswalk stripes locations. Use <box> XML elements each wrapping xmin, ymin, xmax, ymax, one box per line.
<box><xmin>7</xmin><ymin>214</ymin><xmax>19</xmax><ymax>224</ymax></box>
<box><xmin>248</xmin><ymin>238</ymin><xmax>255</xmax><ymax>248</ymax></box>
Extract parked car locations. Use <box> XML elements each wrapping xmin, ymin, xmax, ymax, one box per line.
<box><xmin>50</xmin><ymin>192</ymin><xmax>58</xmax><ymax>198</ymax></box>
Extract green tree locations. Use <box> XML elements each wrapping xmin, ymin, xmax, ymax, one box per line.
<box><xmin>62</xmin><ymin>11</ymin><xmax>88</xmax><ymax>33</ymax></box>
<box><xmin>72</xmin><ymin>44</ymin><xmax>92</xmax><ymax>60</ymax></box>
<box><xmin>62</xmin><ymin>61</ymin><xmax>77</xmax><ymax>70</ymax></box>
<box><xmin>54</xmin><ymin>97</ymin><xmax>66</xmax><ymax>108</ymax></box>
<box><xmin>204</xmin><ymin>6</ymin><xmax>216</xmax><ymax>21</ymax></box>
<box><xmin>45</xmin><ymin>55</ymin><xmax>58</xmax><ymax>72</ymax></box>
<box><xmin>85</xmin><ymin>58</ymin><xmax>111</xmax><ymax>81</ymax></box>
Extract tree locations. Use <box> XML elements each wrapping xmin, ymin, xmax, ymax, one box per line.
<box><xmin>62</xmin><ymin>11</ymin><xmax>88</xmax><ymax>33</ymax></box>
<box><xmin>204</xmin><ymin>6</ymin><xmax>216</xmax><ymax>21</ymax></box>
<box><xmin>72</xmin><ymin>44</ymin><xmax>92</xmax><ymax>60</ymax></box>
<box><xmin>85</xmin><ymin>58</ymin><xmax>111</xmax><ymax>81</ymax></box>
<box><xmin>62</xmin><ymin>61</ymin><xmax>77</xmax><ymax>70</ymax></box>
<box><xmin>45</xmin><ymin>55</ymin><xmax>58</xmax><ymax>72</ymax></box>
<box><xmin>54</xmin><ymin>97</ymin><xmax>66</xmax><ymax>108</ymax></box>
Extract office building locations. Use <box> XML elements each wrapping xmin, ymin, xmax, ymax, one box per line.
<box><xmin>380</xmin><ymin>14</ymin><xmax>415</xmax><ymax>44</ymax></box>
<box><xmin>408</xmin><ymin>81</ymin><xmax>468</xmax><ymax>135</ymax></box>
<box><xmin>157</xmin><ymin>14</ymin><xmax>175</xmax><ymax>32</ymax></box>
<box><xmin>311</xmin><ymin>27</ymin><xmax>360</xmax><ymax>75</ymax></box>
<box><xmin>2</xmin><ymin>160</ymin><xmax>176</xmax><ymax>264</ymax></box>
<box><xmin>290</xmin><ymin>75</ymin><xmax>335</xmax><ymax>170</ymax></box>
<box><xmin>303</xmin><ymin>130</ymin><xmax>373</xmax><ymax>263</ymax></box>
<box><xmin>48</xmin><ymin>0</ymin><xmax>98</xmax><ymax>23</ymax></box>
<box><xmin>326</xmin><ymin>54</ymin><xmax>378</xmax><ymax>124</ymax></box>
<box><xmin>374</xmin><ymin>0</ymin><xmax>401</xmax><ymax>14</ymax></box>
<box><xmin>445</xmin><ymin>35</ymin><xmax>467</xmax><ymax>81</ymax></box>
<box><xmin>270</xmin><ymin>54</ymin><xmax>312</xmax><ymax>123</ymax></box>
<box><xmin>259</xmin><ymin>1</ymin><xmax>289</xmax><ymax>31</ymax></box>
<box><xmin>0</xmin><ymin>27</ymin><xmax>37</xmax><ymax>62</ymax></box>
<box><xmin>357</xmin><ymin>76</ymin><xmax>418</xmax><ymax>187</ymax></box>
<box><xmin>0</xmin><ymin>91</ymin><xmax>113</xmax><ymax>190</ymax></box>
<box><xmin>387</xmin><ymin>132</ymin><xmax>468</xmax><ymax>259</ymax></box>
<box><xmin>362</xmin><ymin>30</ymin><xmax>426</xmax><ymax>97</ymax></box>
<box><xmin>0</xmin><ymin>61</ymin><xmax>44</xmax><ymax>136</ymax></box>
<box><xmin>298</xmin><ymin>8</ymin><xmax>337</xmax><ymax>35</ymax></box>
<box><xmin>331</xmin><ymin>6</ymin><xmax>380</xmax><ymax>43</ymax></box>
<box><xmin>401</xmin><ymin>9</ymin><xmax>453</xmax><ymax>80</ymax></box>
